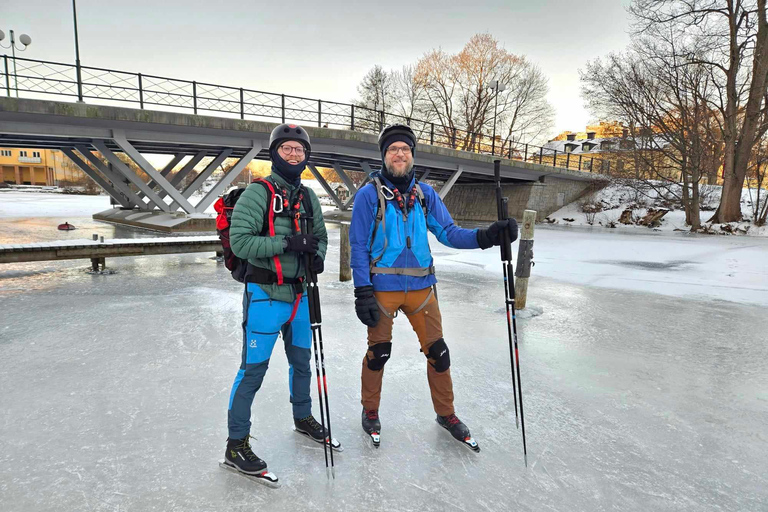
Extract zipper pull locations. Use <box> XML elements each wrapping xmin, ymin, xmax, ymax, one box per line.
<box><xmin>406</xmin><ymin>236</ymin><xmax>411</xmax><ymax>248</ymax></box>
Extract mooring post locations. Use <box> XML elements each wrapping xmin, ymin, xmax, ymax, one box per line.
<box><xmin>514</xmin><ymin>209</ymin><xmax>536</xmax><ymax>310</ymax></box>
<box><xmin>339</xmin><ymin>222</ymin><xmax>352</xmax><ymax>282</ymax></box>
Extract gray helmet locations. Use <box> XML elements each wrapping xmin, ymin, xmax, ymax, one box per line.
<box><xmin>269</xmin><ymin>123</ymin><xmax>311</xmax><ymax>152</ymax></box>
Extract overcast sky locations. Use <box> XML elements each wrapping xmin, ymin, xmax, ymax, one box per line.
<box><xmin>1</xmin><ymin>0</ymin><xmax>632</xmax><ymax>138</ymax></box>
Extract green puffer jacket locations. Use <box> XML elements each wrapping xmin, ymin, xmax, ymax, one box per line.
<box><xmin>229</xmin><ymin>171</ymin><xmax>327</xmax><ymax>303</ymax></box>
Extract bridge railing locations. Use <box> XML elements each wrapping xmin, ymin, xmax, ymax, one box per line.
<box><xmin>2</xmin><ymin>54</ymin><xmax>612</xmax><ymax>175</ymax></box>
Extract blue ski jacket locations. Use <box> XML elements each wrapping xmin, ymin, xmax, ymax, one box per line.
<box><xmin>350</xmin><ymin>171</ymin><xmax>480</xmax><ymax>292</ymax></box>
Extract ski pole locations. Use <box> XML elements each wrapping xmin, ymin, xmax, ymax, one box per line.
<box><xmin>301</xmin><ymin>218</ymin><xmax>335</xmax><ymax>479</ymax></box>
<box><xmin>494</xmin><ymin>159</ymin><xmax>528</xmax><ymax>466</ymax></box>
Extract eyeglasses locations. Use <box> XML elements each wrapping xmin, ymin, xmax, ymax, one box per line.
<box><xmin>280</xmin><ymin>145</ymin><xmax>306</xmax><ymax>156</ymax></box>
<box><xmin>386</xmin><ymin>146</ymin><xmax>412</xmax><ymax>155</ymax></box>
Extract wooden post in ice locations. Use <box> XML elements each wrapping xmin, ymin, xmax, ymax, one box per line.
<box><xmin>339</xmin><ymin>222</ymin><xmax>352</xmax><ymax>282</ymax></box>
<box><xmin>514</xmin><ymin>210</ymin><xmax>536</xmax><ymax>310</ymax></box>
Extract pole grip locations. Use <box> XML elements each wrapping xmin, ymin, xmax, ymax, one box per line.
<box><xmin>500</xmin><ymin>198</ymin><xmax>512</xmax><ymax>261</ymax></box>
<box><xmin>300</xmin><ymin>218</ymin><xmax>322</xmax><ymax>324</ymax></box>
<box><xmin>494</xmin><ymin>160</ymin><xmax>503</xmax><ymax>220</ymax></box>
<box><xmin>494</xmin><ymin>159</ymin><xmax>513</xmax><ymax>261</ymax></box>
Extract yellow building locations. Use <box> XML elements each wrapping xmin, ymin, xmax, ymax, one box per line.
<box><xmin>1</xmin><ymin>148</ymin><xmax>85</xmax><ymax>186</ymax></box>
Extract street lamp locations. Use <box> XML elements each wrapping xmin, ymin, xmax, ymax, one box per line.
<box><xmin>375</xmin><ymin>100</ymin><xmax>384</xmax><ymax>132</ymax></box>
<box><xmin>0</xmin><ymin>29</ymin><xmax>33</xmax><ymax>97</ymax></box>
<box><xmin>488</xmin><ymin>80</ymin><xmax>507</xmax><ymax>156</ymax></box>
<box><xmin>72</xmin><ymin>0</ymin><xmax>84</xmax><ymax>102</ymax></box>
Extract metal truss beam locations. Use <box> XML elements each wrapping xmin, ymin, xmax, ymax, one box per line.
<box><xmin>91</xmin><ymin>140</ymin><xmax>171</xmax><ymax>212</ymax></box>
<box><xmin>169</xmin><ymin>149</ymin><xmax>233</xmax><ymax>211</ymax></box>
<box><xmin>439</xmin><ymin>165</ymin><xmax>464</xmax><ymax>200</ymax></box>
<box><xmin>73</xmin><ymin>144</ymin><xmax>149</xmax><ymax>211</ymax></box>
<box><xmin>343</xmin><ymin>161</ymin><xmax>377</xmax><ymax>210</ymax></box>
<box><xmin>331</xmin><ymin>162</ymin><xmax>360</xmax><ymax>196</ymax></box>
<box><xmin>111</xmin><ymin>130</ymin><xmax>195</xmax><ymax>213</ymax></box>
<box><xmin>307</xmin><ymin>163</ymin><xmax>343</xmax><ymax>210</ymax></box>
<box><xmin>195</xmin><ymin>144</ymin><xmax>261</xmax><ymax>213</ymax></box>
<box><xmin>343</xmin><ymin>174</ymin><xmax>370</xmax><ymax>209</ymax></box>
<box><xmin>158</xmin><ymin>150</ymin><xmax>207</xmax><ymax>200</ymax></box>
<box><xmin>138</xmin><ymin>153</ymin><xmax>185</xmax><ymax>200</ymax></box>
<box><xmin>61</xmin><ymin>148</ymin><xmax>136</xmax><ymax>209</ymax></box>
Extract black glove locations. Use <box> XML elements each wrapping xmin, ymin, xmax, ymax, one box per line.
<box><xmin>354</xmin><ymin>285</ymin><xmax>380</xmax><ymax>328</ymax></box>
<box><xmin>284</xmin><ymin>234</ymin><xmax>319</xmax><ymax>254</ymax></box>
<box><xmin>311</xmin><ymin>254</ymin><xmax>324</xmax><ymax>274</ymax></box>
<box><xmin>477</xmin><ymin>218</ymin><xmax>519</xmax><ymax>249</ymax></box>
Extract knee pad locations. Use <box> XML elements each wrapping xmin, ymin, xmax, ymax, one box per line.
<box><xmin>366</xmin><ymin>342</ymin><xmax>392</xmax><ymax>371</ymax></box>
<box><xmin>426</xmin><ymin>338</ymin><xmax>450</xmax><ymax>373</ymax></box>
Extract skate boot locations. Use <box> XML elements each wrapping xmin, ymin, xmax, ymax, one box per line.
<box><xmin>436</xmin><ymin>413</ymin><xmax>480</xmax><ymax>452</ymax></box>
<box><xmin>223</xmin><ymin>436</ymin><xmax>268</xmax><ymax>474</ymax></box>
<box><xmin>293</xmin><ymin>415</ymin><xmax>343</xmax><ymax>452</ymax></box>
<box><xmin>362</xmin><ymin>408</ymin><xmax>381</xmax><ymax>448</ymax></box>
<box><xmin>220</xmin><ymin>436</ymin><xmax>279</xmax><ymax>487</ymax></box>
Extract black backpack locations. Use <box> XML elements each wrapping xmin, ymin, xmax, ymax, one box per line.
<box><xmin>214</xmin><ymin>178</ymin><xmax>313</xmax><ymax>282</ymax></box>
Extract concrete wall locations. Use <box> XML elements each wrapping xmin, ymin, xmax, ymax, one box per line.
<box><xmin>442</xmin><ymin>176</ymin><xmax>595</xmax><ymax>222</ymax></box>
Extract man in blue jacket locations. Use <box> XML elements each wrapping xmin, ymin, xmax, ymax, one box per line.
<box><xmin>349</xmin><ymin>124</ymin><xmax>517</xmax><ymax>451</ymax></box>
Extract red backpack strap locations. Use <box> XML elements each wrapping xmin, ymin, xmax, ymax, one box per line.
<box><xmin>213</xmin><ymin>197</ymin><xmax>229</xmax><ymax>230</ymax></box>
<box><xmin>253</xmin><ymin>177</ymin><xmax>284</xmax><ymax>285</ymax></box>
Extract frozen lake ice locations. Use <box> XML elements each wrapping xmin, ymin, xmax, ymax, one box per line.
<box><xmin>0</xmin><ymin>203</ymin><xmax>767</xmax><ymax>511</ymax></box>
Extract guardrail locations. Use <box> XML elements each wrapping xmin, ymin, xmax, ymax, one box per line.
<box><xmin>1</xmin><ymin>54</ymin><xmax>614</xmax><ymax>174</ymax></box>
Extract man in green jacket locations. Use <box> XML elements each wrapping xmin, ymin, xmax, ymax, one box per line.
<box><xmin>223</xmin><ymin>123</ymin><xmax>340</xmax><ymax>477</ymax></box>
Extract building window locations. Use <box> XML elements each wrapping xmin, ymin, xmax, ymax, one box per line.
<box><xmin>20</xmin><ymin>150</ymin><xmax>28</xmax><ymax>157</ymax></box>
<box><xmin>33</xmin><ymin>151</ymin><xmax>41</xmax><ymax>158</ymax></box>
<box><xmin>0</xmin><ymin>150</ymin><xmax>11</xmax><ymax>157</ymax></box>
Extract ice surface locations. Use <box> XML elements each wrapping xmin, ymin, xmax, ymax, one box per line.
<box><xmin>0</xmin><ymin>205</ymin><xmax>767</xmax><ymax>511</ymax></box>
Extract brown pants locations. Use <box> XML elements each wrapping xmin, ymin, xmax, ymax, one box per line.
<box><xmin>361</xmin><ymin>287</ymin><xmax>455</xmax><ymax>417</ymax></box>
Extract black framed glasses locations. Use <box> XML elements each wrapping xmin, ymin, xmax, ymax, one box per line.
<box><xmin>386</xmin><ymin>146</ymin><xmax>412</xmax><ymax>155</ymax></box>
<box><xmin>280</xmin><ymin>145</ymin><xmax>306</xmax><ymax>156</ymax></box>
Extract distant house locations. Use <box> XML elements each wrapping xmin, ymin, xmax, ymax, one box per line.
<box><xmin>539</xmin><ymin>126</ymin><xmax>685</xmax><ymax>180</ymax></box>
<box><xmin>330</xmin><ymin>182</ymin><xmax>350</xmax><ymax>202</ymax></box>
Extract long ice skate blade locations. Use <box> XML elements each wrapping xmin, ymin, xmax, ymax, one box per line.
<box><xmin>218</xmin><ymin>460</ymin><xmax>280</xmax><ymax>488</ymax></box>
<box><xmin>293</xmin><ymin>426</ymin><xmax>344</xmax><ymax>452</ymax></box>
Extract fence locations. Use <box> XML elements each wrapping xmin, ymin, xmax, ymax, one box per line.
<box><xmin>2</xmin><ymin>54</ymin><xmax>611</xmax><ymax>174</ymax></box>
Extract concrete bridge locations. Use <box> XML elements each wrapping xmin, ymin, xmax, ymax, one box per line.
<box><xmin>0</xmin><ymin>97</ymin><xmax>599</xmax><ymax>229</ymax></box>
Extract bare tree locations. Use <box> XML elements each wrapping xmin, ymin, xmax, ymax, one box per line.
<box><xmin>356</xmin><ymin>65</ymin><xmax>391</xmax><ymax>110</ymax></box>
<box><xmin>415</xmin><ymin>34</ymin><xmax>554</xmax><ymax>149</ymax></box>
<box><xmin>581</xmin><ymin>30</ymin><xmax>721</xmax><ymax>230</ymax></box>
<box><xmin>389</xmin><ymin>65</ymin><xmax>429</xmax><ymax>121</ymax></box>
<box><xmin>355</xmin><ymin>65</ymin><xmax>392</xmax><ymax>131</ymax></box>
<box><xmin>497</xmin><ymin>61</ymin><xmax>556</xmax><ymax>145</ymax></box>
<box><xmin>414</xmin><ymin>49</ymin><xmax>459</xmax><ymax>146</ymax></box>
<box><xmin>630</xmin><ymin>0</ymin><xmax>768</xmax><ymax>222</ymax></box>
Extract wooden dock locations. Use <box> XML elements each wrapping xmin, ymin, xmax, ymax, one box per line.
<box><xmin>0</xmin><ymin>236</ymin><xmax>221</xmax><ymax>270</ymax></box>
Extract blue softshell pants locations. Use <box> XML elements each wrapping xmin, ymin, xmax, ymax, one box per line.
<box><xmin>227</xmin><ymin>283</ymin><xmax>312</xmax><ymax>439</ymax></box>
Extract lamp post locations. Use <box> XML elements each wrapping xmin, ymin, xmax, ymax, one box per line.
<box><xmin>72</xmin><ymin>0</ymin><xmax>84</xmax><ymax>102</ymax></box>
<box><xmin>488</xmin><ymin>80</ymin><xmax>507</xmax><ymax>156</ymax></box>
<box><xmin>0</xmin><ymin>29</ymin><xmax>33</xmax><ymax>97</ymax></box>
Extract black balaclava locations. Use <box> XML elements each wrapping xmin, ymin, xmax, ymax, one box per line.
<box><xmin>270</xmin><ymin>142</ymin><xmax>309</xmax><ymax>188</ymax></box>
<box><xmin>380</xmin><ymin>133</ymin><xmax>416</xmax><ymax>194</ymax></box>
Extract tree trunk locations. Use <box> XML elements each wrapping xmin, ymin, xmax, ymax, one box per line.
<box><xmin>711</xmin><ymin>0</ymin><xmax>768</xmax><ymax>222</ymax></box>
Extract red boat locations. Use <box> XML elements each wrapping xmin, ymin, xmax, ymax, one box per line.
<box><xmin>58</xmin><ymin>222</ymin><xmax>76</xmax><ymax>231</ymax></box>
